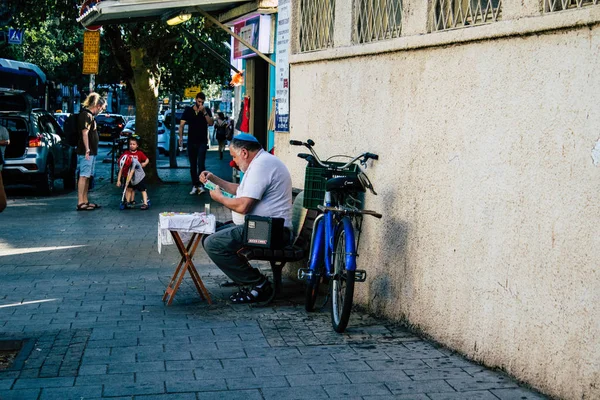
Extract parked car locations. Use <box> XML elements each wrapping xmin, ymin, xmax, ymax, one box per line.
<box><xmin>53</xmin><ymin>112</ymin><xmax>70</xmax><ymax>129</ymax></box>
<box><xmin>156</xmin><ymin>120</ymin><xmax>180</xmax><ymax>156</ymax></box>
<box><xmin>95</xmin><ymin>113</ymin><xmax>125</xmax><ymax>142</ymax></box>
<box><xmin>121</xmin><ymin>119</ymin><xmax>135</xmax><ymax>137</ymax></box>
<box><xmin>121</xmin><ymin>119</ymin><xmax>178</xmax><ymax>155</ymax></box>
<box><xmin>1</xmin><ymin>89</ymin><xmax>77</xmax><ymax>194</ymax></box>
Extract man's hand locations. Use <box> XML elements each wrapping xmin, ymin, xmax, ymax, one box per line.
<box><xmin>199</xmin><ymin>170</ymin><xmax>212</xmax><ymax>184</ymax></box>
<box><xmin>116</xmin><ymin>181</ymin><xmax>121</xmax><ymax>188</ymax></box>
<box><xmin>209</xmin><ymin>185</ymin><xmax>222</xmax><ymax>201</ymax></box>
<box><xmin>85</xmin><ymin>152</ymin><xmax>90</xmax><ymax>161</ymax></box>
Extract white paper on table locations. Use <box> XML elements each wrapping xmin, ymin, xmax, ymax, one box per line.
<box><xmin>157</xmin><ymin>212</ymin><xmax>216</xmax><ymax>253</ymax></box>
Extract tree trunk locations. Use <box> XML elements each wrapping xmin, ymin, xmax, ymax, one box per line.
<box><xmin>129</xmin><ymin>48</ymin><xmax>160</xmax><ymax>183</ymax></box>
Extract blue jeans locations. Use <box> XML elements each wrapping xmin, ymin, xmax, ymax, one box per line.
<box><xmin>188</xmin><ymin>143</ymin><xmax>207</xmax><ymax>187</ymax></box>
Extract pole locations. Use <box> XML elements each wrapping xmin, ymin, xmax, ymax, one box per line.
<box><xmin>89</xmin><ymin>74</ymin><xmax>95</xmax><ymax>93</ymax></box>
<box><xmin>169</xmin><ymin>92</ymin><xmax>177</xmax><ymax>168</ymax></box>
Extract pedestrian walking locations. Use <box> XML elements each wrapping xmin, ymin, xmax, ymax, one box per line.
<box><xmin>0</xmin><ymin>147</ymin><xmax>6</xmax><ymax>213</ymax></box>
<box><xmin>0</xmin><ymin>124</ymin><xmax>9</xmax><ymax>164</ymax></box>
<box><xmin>76</xmin><ymin>92</ymin><xmax>106</xmax><ymax>211</ymax></box>
<box><xmin>179</xmin><ymin>92</ymin><xmax>214</xmax><ymax>195</ymax></box>
<box><xmin>214</xmin><ymin>112</ymin><xmax>228</xmax><ymax>160</ymax></box>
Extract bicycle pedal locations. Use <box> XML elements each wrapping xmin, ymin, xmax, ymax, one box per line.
<box><xmin>354</xmin><ymin>270</ymin><xmax>367</xmax><ymax>282</ymax></box>
<box><xmin>297</xmin><ymin>268</ymin><xmax>313</xmax><ymax>280</ymax></box>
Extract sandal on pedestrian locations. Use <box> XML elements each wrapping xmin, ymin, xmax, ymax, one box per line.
<box><xmin>229</xmin><ymin>280</ymin><xmax>272</xmax><ymax>304</ymax></box>
<box><xmin>140</xmin><ymin>204</ymin><xmax>149</xmax><ymax>210</ymax></box>
<box><xmin>76</xmin><ymin>203</ymin><xmax>94</xmax><ymax>211</ymax></box>
<box><xmin>86</xmin><ymin>202</ymin><xmax>102</xmax><ymax>209</ymax></box>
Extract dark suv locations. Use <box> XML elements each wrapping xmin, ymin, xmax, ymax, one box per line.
<box><xmin>95</xmin><ymin>113</ymin><xmax>125</xmax><ymax>142</ymax></box>
<box><xmin>1</xmin><ymin>90</ymin><xmax>77</xmax><ymax>194</ymax></box>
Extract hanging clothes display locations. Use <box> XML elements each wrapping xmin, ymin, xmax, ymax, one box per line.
<box><xmin>239</xmin><ymin>96</ymin><xmax>250</xmax><ymax>133</ymax></box>
<box><xmin>235</xmin><ymin>101</ymin><xmax>244</xmax><ymax>131</ymax></box>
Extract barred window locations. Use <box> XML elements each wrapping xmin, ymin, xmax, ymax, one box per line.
<box><xmin>353</xmin><ymin>0</ymin><xmax>403</xmax><ymax>44</ymax></box>
<box><xmin>431</xmin><ymin>0</ymin><xmax>502</xmax><ymax>31</ymax></box>
<box><xmin>299</xmin><ymin>0</ymin><xmax>336</xmax><ymax>52</ymax></box>
<box><xmin>545</xmin><ymin>0</ymin><xmax>599</xmax><ymax>12</ymax></box>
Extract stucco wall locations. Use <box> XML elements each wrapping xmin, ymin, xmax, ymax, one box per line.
<box><xmin>278</xmin><ymin>25</ymin><xmax>600</xmax><ymax>400</ymax></box>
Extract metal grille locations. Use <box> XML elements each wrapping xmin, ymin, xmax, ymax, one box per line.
<box><xmin>431</xmin><ymin>0</ymin><xmax>502</xmax><ymax>31</ymax></box>
<box><xmin>544</xmin><ymin>0</ymin><xmax>599</xmax><ymax>12</ymax></box>
<box><xmin>299</xmin><ymin>0</ymin><xmax>336</xmax><ymax>52</ymax></box>
<box><xmin>353</xmin><ymin>0</ymin><xmax>403</xmax><ymax>44</ymax></box>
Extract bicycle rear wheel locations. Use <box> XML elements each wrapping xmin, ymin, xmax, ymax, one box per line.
<box><xmin>330</xmin><ymin>221</ymin><xmax>356</xmax><ymax>333</ymax></box>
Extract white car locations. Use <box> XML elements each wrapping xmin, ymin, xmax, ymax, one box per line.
<box><xmin>121</xmin><ymin>119</ymin><xmax>177</xmax><ymax>155</ymax></box>
<box><xmin>163</xmin><ymin>109</ymin><xmax>187</xmax><ymax>149</ymax></box>
<box><xmin>157</xmin><ymin>120</ymin><xmax>180</xmax><ymax>156</ymax></box>
<box><xmin>121</xmin><ymin>119</ymin><xmax>135</xmax><ymax>137</ymax></box>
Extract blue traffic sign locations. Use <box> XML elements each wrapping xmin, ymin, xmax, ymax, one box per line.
<box><xmin>8</xmin><ymin>29</ymin><xmax>23</xmax><ymax>45</ymax></box>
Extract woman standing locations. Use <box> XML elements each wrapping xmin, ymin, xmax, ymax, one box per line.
<box><xmin>214</xmin><ymin>112</ymin><xmax>228</xmax><ymax>160</ymax></box>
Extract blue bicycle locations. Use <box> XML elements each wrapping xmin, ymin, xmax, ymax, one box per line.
<box><xmin>291</xmin><ymin>139</ymin><xmax>382</xmax><ymax>333</ymax></box>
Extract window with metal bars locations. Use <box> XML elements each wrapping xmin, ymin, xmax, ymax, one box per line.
<box><xmin>544</xmin><ymin>0</ymin><xmax>599</xmax><ymax>12</ymax></box>
<box><xmin>353</xmin><ymin>0</ymin><xmax>403</xmax><ymax>44</ymax></box>
<box><xmin>299</xmin><ymin>0</ymin><xmax>336</xmax><ymax>53</ymax></box>
<box><xmin>431</xmin><ymin>0</ymin><xmax>502</xmax><ymax>31</ymax></box>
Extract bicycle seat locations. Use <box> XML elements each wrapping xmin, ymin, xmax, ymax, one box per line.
<box><xmin>326</xmin><ymin>176</ymin><xmax>366</xmax><ymax>193</ymax></box>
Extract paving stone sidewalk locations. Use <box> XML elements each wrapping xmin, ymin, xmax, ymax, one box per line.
<box><xmin>0</xmin><ymin>148</ymin><xmax>548</xmax><ymax>399</ymax></box>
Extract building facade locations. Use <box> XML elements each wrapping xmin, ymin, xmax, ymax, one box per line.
<box><xmin>278</xmin><ymin>1</ymin><xmax>600</xmax><ymax>399</ymax></box>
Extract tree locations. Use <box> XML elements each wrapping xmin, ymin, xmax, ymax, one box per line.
<box><xmin>0</xmin><ymin>1</ymin><xmax>87</xmax><ymax>88</ymax></box>
<box><xmin>3</xmin><ymin>1</ymin><xmax>231</xmax><ymax>182</ymax></box>
<box><xmin>103</xmin><ymin>20</ymin><xmax>230</xmax><ymax>182</ymax></box>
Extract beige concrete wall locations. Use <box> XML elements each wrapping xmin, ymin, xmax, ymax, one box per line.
<box><xmin>279</xmin><ymin>16</ymin><xmax>600</xmax><ymax>400</ymax></box>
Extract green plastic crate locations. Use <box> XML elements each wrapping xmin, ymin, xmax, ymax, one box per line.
<box><xmin>303</xmin><ymin>162</ymin><xmax>360</xmax><ymax>210</ymax></box>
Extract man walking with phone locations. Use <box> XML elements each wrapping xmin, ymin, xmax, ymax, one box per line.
<box><xmin>179</xmin><ymin>92</ymin><xmax>214</xmax><ymax>195</ymax></box>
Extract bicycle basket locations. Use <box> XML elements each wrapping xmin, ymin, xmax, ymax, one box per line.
<box><xmin>303</xmin><ymin>162</ymin><xmax>361</xmax><ymax>210</ymax></box>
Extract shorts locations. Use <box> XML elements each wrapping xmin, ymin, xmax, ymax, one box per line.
<box><xmin>77</xmin><ymin>155</ymin><xmax>96</xmax><ymax>178</ymax></box>
<box><xmin>129</xmin><ymin>177</ymin><xmax>147</xmax><ymax>192</ymax></box>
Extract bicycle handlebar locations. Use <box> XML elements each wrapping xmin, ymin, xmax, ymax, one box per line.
<box><xmin>290</xmin><ymin>139</ymin><xmax>378</xmax><ymax>170</ymax></box>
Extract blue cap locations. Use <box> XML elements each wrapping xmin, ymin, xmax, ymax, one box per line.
<box><xmin>233</xmin><ymin>133</ymin><xmax>259</xmax><ymax>143</ymax></box>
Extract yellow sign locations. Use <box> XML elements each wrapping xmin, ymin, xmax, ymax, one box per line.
<box><xmin>82</xmin><ymin>31</ymin><xmax>100</xmax><ymax>75</ymax></box>
<box><xmin>184</xmin><ymin>86</ymin><xmax>202</xmax><ymax>98</ymax></box>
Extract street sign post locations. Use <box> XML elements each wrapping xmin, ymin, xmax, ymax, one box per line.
<box><xmin>7</xmin><ymin>28</ymin><xmax>23</xmax><ymax>45</ymax></box>
<box><xmin>184</xmin><ymin>86</ymin><xmax>202</xmax><ymax>98</ymax></box>
<box><xmin>80</xmin><ymin>0</ymin><xmax>102</xmax><ymax>31</ymax></box>
<box><xmin>82</xmin><ymin>30</ymin><xmax>100</xmax><ymax>75</ymax></box>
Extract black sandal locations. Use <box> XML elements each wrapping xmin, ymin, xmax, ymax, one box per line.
<box><xmin>229</xmin><ymin>280</ymin><xmax>272</xmax><ymax>304</ymax></box>
<box><xmin>86</xmin><ymin>202</ymin><xmax>102</xmax><ymax>209</ymax></box>
<box><xmin>140</xmin><ymin>204</ymin><xmax>149</xmax><ymax>210</ymax></box>
<box><xmin>76</xmin><ymin>203</ymin><xmax>94</xmax><ymax>211</ymax></box>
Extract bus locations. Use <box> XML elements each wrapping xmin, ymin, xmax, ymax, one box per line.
<box><xmin>0</xmin><ymin>58</ymin><xmax>47</xmax><ymax>109</ymax></box>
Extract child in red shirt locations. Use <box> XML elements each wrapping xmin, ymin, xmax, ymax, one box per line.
<box><xmin>116</xmin><ymin>136</ymin><xmax>150</xmax><ymax>209</ymax></box>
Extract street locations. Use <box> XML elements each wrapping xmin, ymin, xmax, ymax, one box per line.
<box><xmin>0</xmin><ymin>149</ymin><xmax>546</xmax><ymax>399</ymax></box>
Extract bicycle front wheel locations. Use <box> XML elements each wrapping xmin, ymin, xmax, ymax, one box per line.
<box><xmin>330</xmin><ymin>220</ymin><xmax>356</xmax><ymax>333</ymax></box>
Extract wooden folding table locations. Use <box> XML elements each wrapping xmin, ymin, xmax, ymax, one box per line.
<box><xmin>158</xmin><ymin>212</ymin><xmax>215</xmax><ymax>305</ymax></box>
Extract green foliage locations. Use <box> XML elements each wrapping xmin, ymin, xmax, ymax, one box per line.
<box><xmin>2</xmin><ymin>2</ymin><xmax>230</xmax><ymax>98</ymax></box>
<box><xmin>0</xmin><ymin>13</ymin><xmax>86</xmax><ymax>87</ymax></box>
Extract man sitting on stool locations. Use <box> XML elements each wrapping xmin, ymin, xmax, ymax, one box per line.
<box><xmin>199</xmin><ymin>133</ymin><xmax>293</xmax><ymax>304</ymax></box>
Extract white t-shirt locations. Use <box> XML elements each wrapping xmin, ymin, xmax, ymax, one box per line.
<box><xmin>232</xmin><ymin>149</ymin><xmax>293</xmax><ymax>227</ymax></box>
